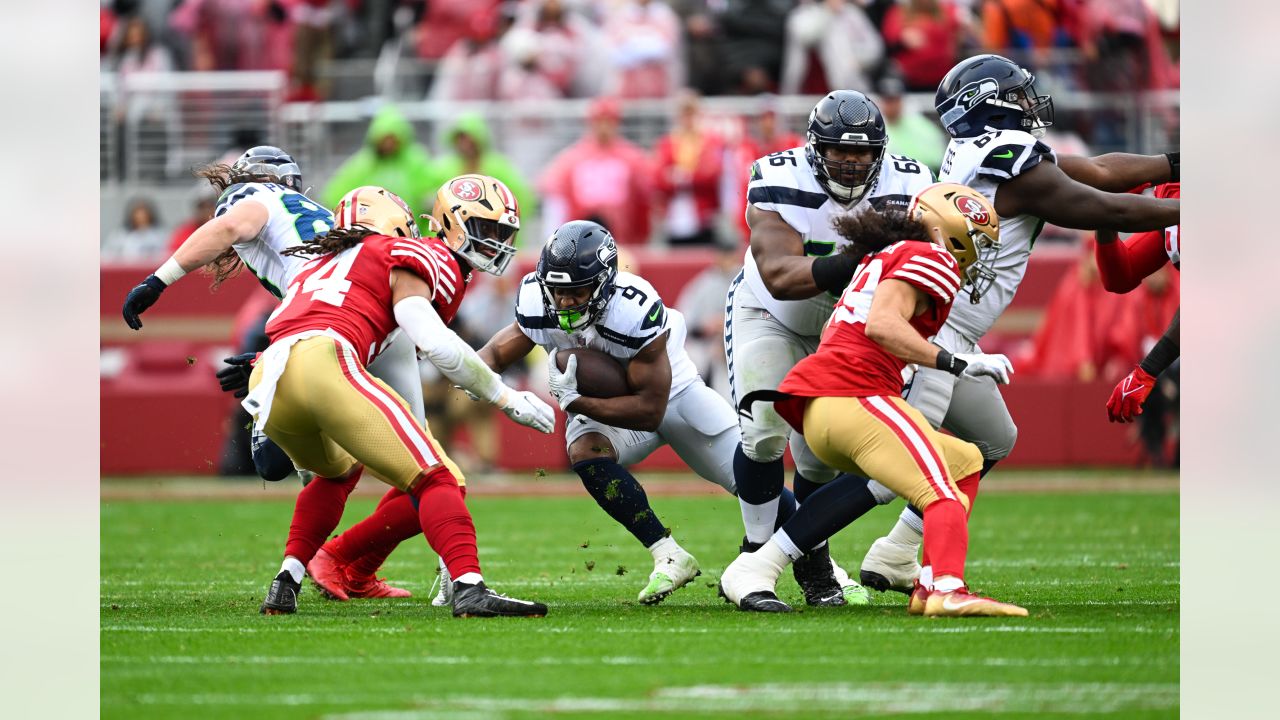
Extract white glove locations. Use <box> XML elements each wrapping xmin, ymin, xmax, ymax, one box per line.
<box><xmin>547</xmin><ymin>350</ymin><xmax>582</xmax><ymax>411</ymax></box>
<box><xmin>500</xmin><ymin>390</ymin><xmax>556</xmax><ymax>434</ymax></box>
<box><xmin>955</xmin><ymin>352</ymin><xmax>1014</xmax><ymax>385</ymax></box>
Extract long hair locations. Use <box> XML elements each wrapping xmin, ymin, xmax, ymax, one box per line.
<box><xmin>281</xmin><ymin>227</ymin><xmax>376</xmax><ymax>260</ymax></box>
<box><xmin>192</xmin><ymin>162</ymin><xmax>244</xmax><ymax>288</ymax></box>
<box><xmin>833</xmin><ymin>208</ymin><xmax>930</xmax><ymax>267</ymax></box>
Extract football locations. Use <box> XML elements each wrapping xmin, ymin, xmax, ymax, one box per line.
<box><xmin>555</xmin><ymin>347</ymin><xmax>631</xmax><ymax>398</ymax></box>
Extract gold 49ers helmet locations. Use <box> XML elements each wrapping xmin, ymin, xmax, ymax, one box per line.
<box><xmin>429</xmin><ymin>174</ymin><xmax>520</xmax><ymax>275</ymax></box>
<box><xmin>334</xmin><ymin>186</ymin><xmax>421</xmax><ymax>238</ymax></box>
<box><xmin>909</xmin><ymin>182</ymin><xmax>1001</xmax><ymax>304</ymax></box>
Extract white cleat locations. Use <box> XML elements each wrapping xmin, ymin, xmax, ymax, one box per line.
<box><xmin>637</xmin><ymin>550</ymin><xmax>701</xmax><ymax>605</ymax></box>
<box><xmin>718</xmin><ymin>552</ymin><xmax>792</xmax><ymax>613</ymax></box>
<box><xmin>859</xmin><ymin>537</ymin><xmax>921</xmax><ymax>595</ymax></box>
<box><xmin>430</xmin><ymin>557</ymin><xmax>453</xmax><ymax>607</ymax></box>
<box><xmin>830</xmin><ymin>556</ymin><xmax>872</xmax><ymax>605</ymax></box>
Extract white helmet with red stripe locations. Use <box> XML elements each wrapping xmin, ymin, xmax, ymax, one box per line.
<box><xmin>333</xmin><ymin>186</ymin><xmax>421</xmax><ymax>239</ymax></box>
<box><xmin>428</xmin><ymin>174</ymin><xmax>520</xmax><ymax>276</ymax></box>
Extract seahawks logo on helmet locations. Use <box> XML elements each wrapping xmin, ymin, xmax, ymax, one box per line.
<box><xmin>939</xmin><ymin>79</ymin><xmax>999</xmax><ymax>129</ymax></box>
<box><xmin>595</xmin><ymin>238</ymin><xmax>617</xmax><ymax>267</ymax></box>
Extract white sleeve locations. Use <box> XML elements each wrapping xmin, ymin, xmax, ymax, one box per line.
<box><xmin>393</xmin><ymin>296</ymin><xmax>509</xmax><ymax>406</ymax></box>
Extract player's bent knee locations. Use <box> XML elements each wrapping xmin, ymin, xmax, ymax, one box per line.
<box><xmin>867</xmin><ymin>480</ymin><xmax>897</xmax><ymax>505</ymax></box>
<box><xmin>568</xmin><ymin>433</ymin><xmax>618</xmax><ymax>465</ymax></box>
<box><xmin>252</xmin><ymin>438</ymin><xmax>296</xmax><ymax>482</ymax></box>
<box><xmin>741</xmin><ymin>432</ymin><xmax>788</xmax><ymax>464</ymax></box>
<box><xmin>980</xmin><ymin>421</ymin><xmax>1018</xmax><ymax>461</ymax></box>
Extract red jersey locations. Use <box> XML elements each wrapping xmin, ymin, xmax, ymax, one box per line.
<box><xmin>774</xmin><ymin>240</ymin><xmax>963</xmax><ymax>432</ymax></box>
<box><xmin>266</xmin><ymin>234</ymin><xmax>470</xmax><ymax>365</ymax></box>
<box><xmin>1094</xmin><ymin>182</ymin><xmax>1180</xmax><ymax>293</ymax></box>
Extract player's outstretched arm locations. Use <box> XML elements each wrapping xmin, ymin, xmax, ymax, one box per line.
<box><xmin>1094</xmin><ymin>228</ymin><xmax>1169</xmax><ymax>294</ymax></box>
<box><xmin>865</xmin><ymin>280</ymin><xmax>1013</xmax><ymax>384</ymax></box>
<box><xmin>121</xmin><ymin>201</ymin><xmax>270</xmax><ymax>330</ymax></box>
<box><xmin>748</xmin><ymin>206</ymin><xmax>856</xmax><ymax>300</ymax></box>
<box><xmin>391</xmin><ymin>270</ymin><xmax>554</xmax><ymax>433</ymax></box>
<box><xmin>1058</xmin><ymin>151</ymin><xmax>1177</xmax><ymax>193</ymax></box>
<box><xmin>477</xmin><ymin>322</ymin><xmax>536</xmax><ymax>374</ymax></box>
<box><xmin>558</xmin><ymin>331</ymin><xmax>673</xmax><ymax>432</ymax></box>
<box><xmin>995</xmin><ymin>160</ymin><xmax>1179</xmax><ymax>233</ymax></box>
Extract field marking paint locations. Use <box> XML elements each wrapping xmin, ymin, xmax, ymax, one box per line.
<box><xmin>102</xmin><ymin>623</ymin><xmax>1176</xmax><ymax>637</ymax></box>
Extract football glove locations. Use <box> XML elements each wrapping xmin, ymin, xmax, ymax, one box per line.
<box><xmin>216</xmin><ymin>352</ymin><xmax>258</xmax><ymax>398</ymax></box>
<box><xmin>122</xmin><ymin>275</ymin><xmax>167</xmax><ymax>330</ymax></box>
<box><xmin>955</xmin><ymin>352</ymin><xmax>1014</xmax><ymax>385</ymax></box>
<box><xmin>547</xmin><ymin>351</ymin><xmax>582</xmax><ymax>411</ymax></box>
<box><xmin>1106</xmin><ymin>366</ymin><xmax>1155</xmax><ymax>423</ymax></box>
<box><xmin>501</xmin><ymin>390</ymin><xmax>556</xmax><ymax>434</ymax></box>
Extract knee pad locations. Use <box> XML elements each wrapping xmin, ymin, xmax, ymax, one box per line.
<box><xmin>741</xmin><ymin>431</ymin><xmax>788</xmax><ymax>464</ymax></box>
<box><xmin>867</xmin><ymin>480</ymin><xmax>897</xmax><ymax>505</ymax></box>
<box><xmin>252</xmin><ymin>436</ymin><xmax>296</xmax><ymax>483</ymax></box>
<box><xmin>976</xmin><ymin>421</ymin><xmax>1018</xmax><ymax>461</ymax></box>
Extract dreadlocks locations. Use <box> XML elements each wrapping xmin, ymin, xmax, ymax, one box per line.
<box><xmin>833</xmin><ymin>208</ymin><xmax>931</xmax><ymax>267</ymax></box>
<box><xmin>191</xmin><ymin>162</ymin><xmax>244</xmax><ymax>288</ymax></box>
<box><xmin>282</xmin><ymin>227</ymin><xmax>376</xmax><ymax>259</ymax></box>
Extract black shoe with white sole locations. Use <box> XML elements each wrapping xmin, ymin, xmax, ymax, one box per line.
<box><xmin>451</xmin><ymin>581</ymin><xmax>547</xmax><ymax>618</ymax></box>
<box><xmin>260</xmin><ymin>570</ymin><xmax>300</xmax><ymax>615</ymax></box>
<box><xmin>718</xmin><ymin>583</ymin><xmax>794</xmax><ymax>613</ymax></box>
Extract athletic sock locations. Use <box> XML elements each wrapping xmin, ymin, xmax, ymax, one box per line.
<box><xmin>922</xmin><ymin>499</ymin><xmax>968</xmax><ymax>583</ymax></box>
<box><xmin>327</xmin><ymin>492</ymin><xmax>421</xmax><ymax>577</ymax></box>
<box><xmin>283</xmin><ymin>467</ymin><xmax>363</xmax><ymax>565</ymax></box>
<box><xmin>280</xmin><ymin>556</ymin><xmax>305</xmax><ymax>584</ymax></box>
<box><xmin>890</xmin><ymin>504</ymin><xmax>925</xmax><ymax>544</ymax></box>
<box><xmin>454</xmin><ymin>571</ymin><xmax>483</xmax><ymax>586</ymax></box>
<box><xmin>956</xmin><ymin>471</ymin><xmax>981</xmax><ymax>517</ymax></box>
<box><xmin>758</xmin><ymin>538</ymin><xmax>795</xmax><ymax>571</ymax></box>
<box><xmin>573</xmin><ymin>458</ymin><xmax>669</xmax><ymax>547</ymax></box>
<box><xmin>933</xmin><ymin>574</ymin><xmax>964</xmax><ymax>593</ymax></box>
<box><xmin>777</xmin><ymin>473</ymin><xmax>878</xmax><ymax>554</ymax></box>
<box><xmin>770</xmin><ymin>530</ymin><xmax>805</xmax><ymax>562</ymax></box>
<box><xmin>411</xmin><ymin>465</ymin><xmax>481</xmax><ymax>579</ymax></box>
<box><xmin>734</xmin><ymin>444</ymin><xmax>786</xmax><ymax>544</ymax></box>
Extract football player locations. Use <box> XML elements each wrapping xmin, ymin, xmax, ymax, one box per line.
<box><xmin>478</xmin><ymin>219</ymin><xmax>741</xmax><ymax>605</ymax></box>
<box><xmin>726</xmin><ymin>90</ymin><xmax>933</xmax><ymax>606</ymax></box>
<box><xmin>245</xmin><ymin>185</ymin><xmax>555</xmax><ymax>617</ymax></box>
<box><xmin>722</xmin><ymin>183</ymin><xmax>1027</xmax><ymax>616</ymax></box>
<box><xmin>1094</xmin><ymin>182</ymin><xmax>1181</xmax><ymax>422</ymax></box>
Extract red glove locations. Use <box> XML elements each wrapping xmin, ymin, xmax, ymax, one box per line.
<box><xmin>1106</xmin><ymin>367</ymin><xmax>1156</xmax><ymax>423</ymax></box>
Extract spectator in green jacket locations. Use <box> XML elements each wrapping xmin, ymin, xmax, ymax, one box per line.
<box><xmin>423</xmin><ymin>111</ymin><xmax>536</xmax><ymax>247</ymax></box>
<box><xmin>321</xmin><ymin>104</ymin><xmax>436</xmax><ymax>212</ymax></box>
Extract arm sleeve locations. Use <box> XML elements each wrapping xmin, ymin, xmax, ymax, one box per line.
<box><xmin>393</xmin><ymin>296</ymin><xmax>509</xmax><ymax>405</ymax></box>
<box><xmin>1094</xmin><ymin>229</ymin><xmax>1168</xmax><ymax>294</ymax></box>
<box><xmin>1139</xmin><ymin>308</ymin><xmax>1179</xmax><ymax>377</ymax></box>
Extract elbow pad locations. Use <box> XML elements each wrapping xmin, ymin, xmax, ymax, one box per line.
<box><xmin>393</xmin><ymin>296</ymin><xmax>507</xmax><ymax>405</ymax></box>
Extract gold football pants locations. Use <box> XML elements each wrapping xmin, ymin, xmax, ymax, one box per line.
<box><xmin>801</xmin><ymin>395</ymin><xmax>981</xmax><ymax>511</ymax></box>
<box><xmin>248</xmin><ymin>336</ymin><xmax>463</xmax><ymax>492</ymax></box>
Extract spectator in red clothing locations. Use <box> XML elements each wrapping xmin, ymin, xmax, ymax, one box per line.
<box><xmin>882</xmin><ymin>0</ymin><xmax>969</xmax><ymax>91</ymax></box>
<box><xmin>429</xmin><ymin>5</ymin><xmax>510</xmax><ymax>102</ymax></box>
<box><xmin>603</xmin><ymin>0</ymin><xmax>684</xmax><ymax>99</ymax></box>
<box><xmin>539</xmin><ymin>97</ymin><xmax>655</xmax><ymax>246</ymax></box>
<box><xmin>166</xmin><ymin>186</ymin><xmax>219</xmax><ymax>254</ymax></box>
<box><xmin>653</xmin><ymin>89</ymin><xmax>725</xmax><ymax>247</ymax></box>
<box><xmin>1078</xmin><ymin>0</ymin><xmax>1178</xmax><ymax>92</ymax></box>
<box><xmin>510</xmin><ymin>0</ymin><xmax>609</xmax><ymax>98</ymax></box>
<box><xmin>725</xmin><ymin>94</ymin><xmax>804</xmax><ymax>241</ymax></box>
<box><xmin>169</xmin><ymin>0</ymin><xmax>293</xmax><ymax>73</ymax></box>
<box><xmin>414</xmin><ymin>0</ymin><xmax>499</xmax><ymax>62</ymax></box>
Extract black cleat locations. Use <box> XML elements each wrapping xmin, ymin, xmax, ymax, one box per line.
<box><xmin>859</xmin><ymin>570</ymin><xmax>899</xmax><ymax>593</ymax></box>
<box><xmin>739</xmin><ymin>535</ymin><xmax>763</xmax><ymax>554</ymax></box>
<box><xmin>717</xmin><ymin>583</ymin><xmax>794</xmax><ymax>613</ymax></box>
<box><xmin>792</xmin><ymin>544</ymin><xmax>847</xmax><ymax>607</ymax></box>
<box><xmin>451</xmin><ymin>581</ymin><xmax>548</xmax><ymax>618</ymax></box>
<box><xmin>260</xmin><ymin>570</ymin><xmax>300</xmax><ymax>615</ymax></box>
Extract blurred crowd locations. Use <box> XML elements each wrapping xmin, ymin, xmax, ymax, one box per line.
<box><xmin>103</xmin><ymin>0</ymin><xmax>1180</xmax><ymax>103</ymax></box>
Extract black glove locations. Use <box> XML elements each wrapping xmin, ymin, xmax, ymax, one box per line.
<box><xmin>122</xmin><ymin>275</ymin><xmax>167</xmax><ymax>330</ymax></box>
<box><xmin>216</xmin><ymin>352</ymin><xmax>257</xmax><ymax>398</ymax></box>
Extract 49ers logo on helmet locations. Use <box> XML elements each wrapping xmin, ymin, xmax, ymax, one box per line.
<box><xmin>953</xmin><ymin>195</ymin><xmax>990</xmax><ymax>225</ymax></box>
<box><xmin>449</xmin><ymin>178</ymin><xmax>483</xmax><ymax>202</ymax></box>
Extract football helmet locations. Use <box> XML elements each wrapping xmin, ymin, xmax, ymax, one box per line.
<box><xmin>909</xmin><ymin>182</ymin><xmax>1001</xmax><ymax>304</ymax></box>
<box><xmin>428</xmin><ymin>174</ymin><xmax>521</xmax><ymax>276</ymax></box>
<box><xmin>229</xmin><ymin>145</ymin><xmax>303</xmax><ymax>190</ymax></box>
<box><xmin>805</xmin><ymin>90</ymin><xmax>888</xmax><ymax>206</ymax></box>
<box><xmin>536</xmin><ymin>220</ymin><xmax>618</xmax><ymax>332</ymax></box>
<box><xmin>333</xmin><ymin>186</ymin><xmax>420</xmax><ymax>239</ymax></box>
<box><xmin>935</xmin><ymin>54</ymin><xmax>1054</xmax><ymax>138</ymax></box>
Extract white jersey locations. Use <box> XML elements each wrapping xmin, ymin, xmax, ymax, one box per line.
<box><xmin>213</xmin><ymin>182</ymin><xmax>335</xmax><ymax>298</ymax></box>
<box><xmin>514</xmin><ymin>271</ymin><xmax>699</xmax><ymax>398</ymax></box>
<box><xmin>938</xmin><ymin>129</ymin><xmax>1056</xmax><ymax>342</ymax></box>
<box><xmin>742</xmin><ymin>146</ymin><xmax>935</xmax><ymax>336</ymax></box>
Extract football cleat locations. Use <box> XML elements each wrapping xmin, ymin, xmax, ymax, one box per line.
<box><xmin>259</xmin><ymin>570</ymin><xmax>301</xmax><ymax>615</ymax></box>
<box><xmin>859</xmin><ymin>536</ymin><xmax>921</xmax><ymax>594</ymax></box>
<box><xmin>923</xmin><ymin>587</ymin><xmax>1028</xmax><ymax>618</ymax></box>
<box><xmin>719</xmin><ymin>584</ymin><xmax>794</xmax><ymax>613</ymax></box>
<box><xmin>792</xmin><ymin>544</ymin><xmax>846</xmax><ymax>607</ymax></box>
<box><xmin>829</xmin><ymin>556</ymin><xmax>873</xmax><ymax>606</ymax></box>
<box><xmin>907</xmin><ymin>581</ymin><xmax>930</xmax><ymax>616</ymax></box>
<box><xmin>306</xmin><ymin>549</ymin><xmax>351</xmax><ymax>601</ymax></box>
<box><xmin>430</xmin><ymin>557</ymin><xmax>452</xmax><ymax>607</ymax></box>
<box><xmin>739</xmin><ymin>535</ymin><xmax>763</xmax><ymax>554</ymax></box>
<box><xmin>345</xmin><ymin>574</ymin><xmax>412</xmax><ymax>599</ymax></box>
<box><xmin>638</xmin><ymin>550</ymin><xmax>701</xmax><ymax>605</ymax></box>
<box><xmin>718</xmin><ymin>550</ymin><xmax>788</xmax><ymax>610</ymax></box>
<box><xmin>451</xmin><ymin>581</ymin><xmax>547</xmax><ymax>618</ymax></box>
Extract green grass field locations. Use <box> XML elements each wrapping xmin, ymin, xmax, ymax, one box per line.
<box><xmin>101</xmin><ymin>474</ymin><xmax>1178</xmax><ymax>719</ymax></box>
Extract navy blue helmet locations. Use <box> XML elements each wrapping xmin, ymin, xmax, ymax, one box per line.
<box><xmin>536</xmin><ymin>220</ymin><xmax>618</xmax><ymax>332</ymax></box>
<box><xmin>935</xmin><ymin>54</ymin><xmax>1054</xmax><ymax>139</ymax></box>
<box><xmin>804</xmin><ymin>91</ymin><xmax>888</xmax><ymax>206</ymax></box>
<box><xmin>230</xmin><ymin>145</ymin><xmax>303</xmax><ymax>190</ymax></box>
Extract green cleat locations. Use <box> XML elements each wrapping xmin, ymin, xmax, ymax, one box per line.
<box><xmin>831</xmin><ymin>557</ymin><xmax>872</xmax><ymax>605</ymax></box>
<box><xmin>637</xmin><ymin>550</ymin><xmax>700</xmax><ymax>605</ymax></box>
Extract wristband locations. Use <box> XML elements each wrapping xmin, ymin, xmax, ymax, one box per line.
<box><xmin>1164</xmin><ymin>152</ymin><xmax>1179</xmax><ymax>183</ymax></box>
<box><xmin>810</xmin><ymin>253</ymin><xmax>858</xmax><ymax>293</ymax></box>
<box><xmin>935</xmin><ymin>348</ymin><xmax>968</xmax><ymax>376</ymax></box>
<box><xmin>154</xmin><ymin>256</ymin><xmax>187</xmax><ymax>286</ymax></box>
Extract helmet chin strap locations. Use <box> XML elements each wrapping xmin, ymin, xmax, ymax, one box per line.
<box><xmin>826</xmin><ymin>177</ymin><xmax>869</xmax><ymax>206</ymax></box>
